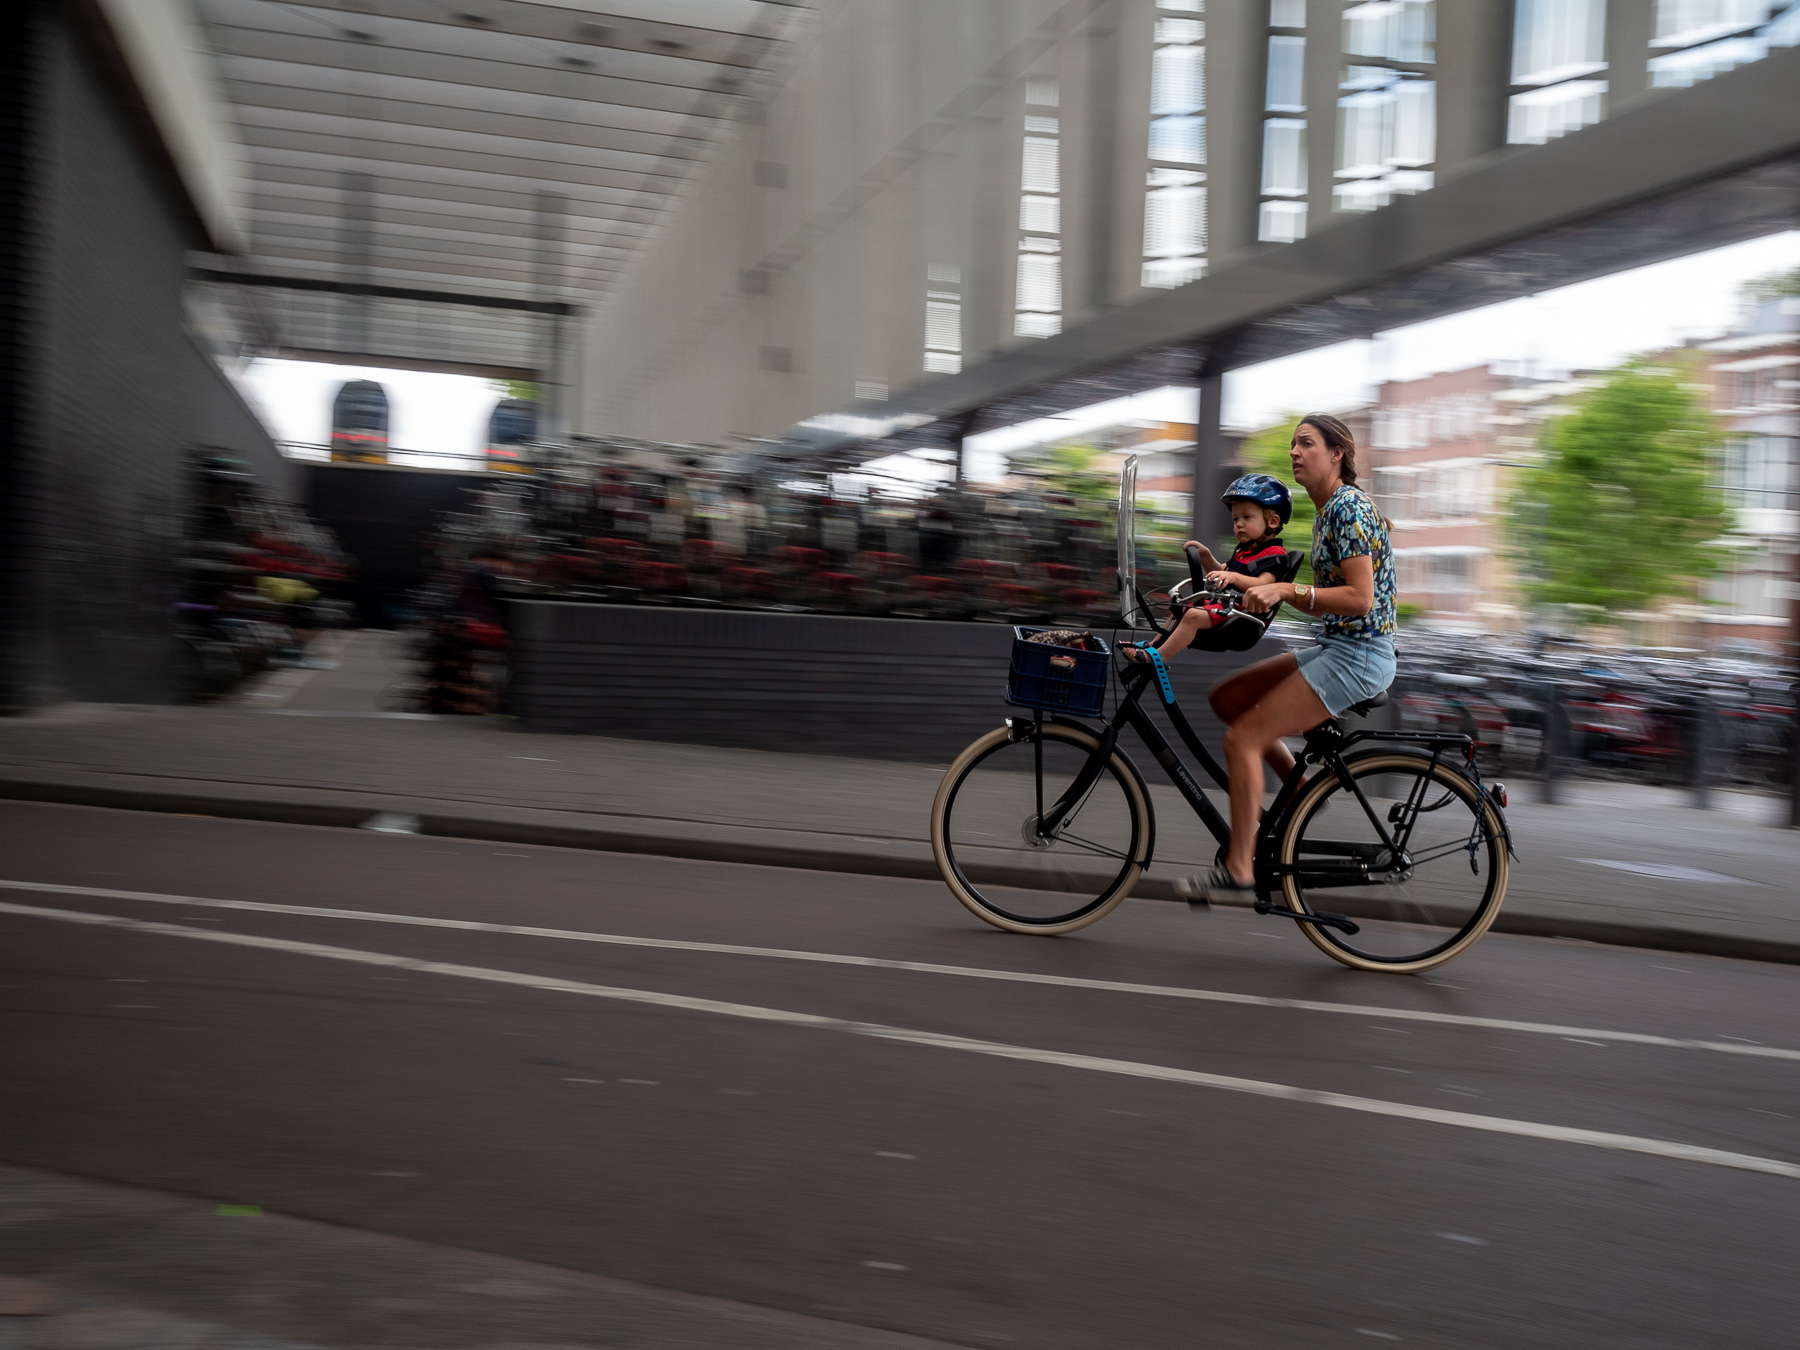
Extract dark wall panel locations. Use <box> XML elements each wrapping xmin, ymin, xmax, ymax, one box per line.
<box><xmin>509</xmin><ymin>602</ymin><xmax>1264</xmax><ymax>765</ymax></box>
<box><xmin>305</xmin><ymin>465</ymin><xmax>485</xmax><ymax>626</ymax></box>
<box><xmin>2</xmin><ymin>3</ymin><xmax>288</xmax><ymax>710</ymax></box>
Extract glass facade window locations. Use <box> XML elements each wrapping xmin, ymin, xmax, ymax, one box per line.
<box><xmin>1507</xmin><ymin>78</ymin><xmax>1608</xmax><ymax>143</ymax></box>
<box><xmin>1335</xmin><ymin>74</ymin><xmax>1434</xmax><ymax>210</ymax></box>
<box><xmin>923</xmin><ymin>264</ymin><xmax>961</xmax><ymax>374</ymax></box>
<box><xmin>1259</xmin><ymin>199</ymin><xmax>1307</xmax><ymax>242</ymax></box>
<box><xmin>1145</xmin><ymin>7</ymin><xmax>1207</xmax><ymax>287</ymax></box>
<box><xmin>1258</xmin><ymin>4</ymin><xmax>1312</xmax><ymax>242</ymax></box>
<box><xmin>1260</xmin><ymin>117</ymin><xmax>1308</xmax><ymax>196</ymax></box>
<box><xmin>1648</xmin><ymin>2</ymin><xmax>1800</xmax><ymax>88</ymax></box>
<box><xmin>1511</xmin><ymin>0</ymin><xmax>1608</xmax><ymax>85</ymax></box>
<box><xmin>1152</xmin><ymin>44</ymin><xmax>1206</xmax><ymax>115</ymax></box>
<box><xmin>1509</xmin><ymin>0</ymin><xmax>1608</xmax><ymax>144</ymax></box>
<box><xmin>1332</xmin><ymin>2</ymin><xmax>1436</xmax><ymax>217</ymax></box>
<box><xmin>1343</xmin><ymin>0</ymin><xmax>1436</xmax><ymax>62</ymax></box>
<box><xmin>1016</xmin><ymin>83</ymin><xmax>1062</xmax><ymax>338</ymax></box>
<box><xmin>1721</xmin><ymin>435</ymin><xmax>1799</xmax><ymax>509</ymax></box>
<box><xmin>1019</xmin><ymin>195</ymin><xmax>1060</xmax><ymax>232</ymax></box>
<box><xmin>1266</xmin><ymin>36</ymin><xmax>1306</xmax><ymax>110</ymax></box>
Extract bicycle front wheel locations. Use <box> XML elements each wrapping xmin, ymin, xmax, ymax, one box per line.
<box><xmin>931</xmin><ymin>721</ymin><xmax>1151</xmax><ymax>934</ymax></box>
<box><xmin>1278</xmin><ymin>750</ymin><xmax>1508</xmax><ymax>973</ymax></box>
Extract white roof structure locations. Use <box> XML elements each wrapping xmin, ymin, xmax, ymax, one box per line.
<box><xmin>188</xmin><ymin>0</ymin><xmax>808</xmax><ymax>376</ymax></box>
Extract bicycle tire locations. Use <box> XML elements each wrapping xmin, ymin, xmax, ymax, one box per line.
<box><xmin>931</xmin><ymin>721</ymin><xmax>1152</xmax><ymax>935</ymax></box>
<box><xmin>1278</xmin><ymin>749</ymin><xmax>1508</xmax><ymax>973</ymax></box>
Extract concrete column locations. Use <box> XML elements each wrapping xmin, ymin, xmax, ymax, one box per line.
<box><xmin>1081</xmin><ymin>0</ymin><xmax>1122</xmax><ymax>312</ymax></box>
<box><xmin>1202</xmin><ymin>0</ymin><xmax>1268</xmax><ymax>259</ymax></box>
<box><xmin>1302</xmin><ymin>0</ymin><xmax>1342</xmax><ymax>232</ymax></box>
<box><xmin>1190</xmin><ymin>348</ymin><xmax>1233</xmax><ymax>546</ymax></box>
<box><xmin>1435</xmin><ymin>0</ymin><xmax>1512</xmax><ymax>176</ymax></box>
<box><xmin>1109</xmin><ymin>0</ymin><xmax>1154</xmax><ymax>300</ymax></box>
<box><xmin>1606</xmin><ymin>0</ymin><xmax>1657</xmax><ymax>116</ymax></box>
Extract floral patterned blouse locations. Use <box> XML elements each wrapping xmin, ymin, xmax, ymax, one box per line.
<box><xmin>1311</xmin><ymin>485</ymin><xmax>1396</xmax><ymax>638</ymax></box>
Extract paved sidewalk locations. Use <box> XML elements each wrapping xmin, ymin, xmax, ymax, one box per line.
<box><xmin>0</xmin><ymin>633</ymin><xmax>1796</xmax><ymax>963</ymax></box>
<box><xmin>0</xmin><ymin>1166</ymin><xmax>953</xmax><ymax>1350</ymax></box>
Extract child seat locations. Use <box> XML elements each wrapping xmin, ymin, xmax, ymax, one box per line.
<box><xmin>1187</xmin><ymin>550</ymin><xmax>1307</xmax><ymax>653</ymax></box>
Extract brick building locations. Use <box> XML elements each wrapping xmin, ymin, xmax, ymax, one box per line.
<box><xmin>1690</xmin><ymin>296</ymin><xmax>1800</xmax><ymax>652</ymax></box>
<box><xmin>1366</xmin><ymin>365</ymin><xmax>1520</xmax><ymax>630</ymax></box>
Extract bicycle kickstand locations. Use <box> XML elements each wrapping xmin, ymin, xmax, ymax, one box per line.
<box><xmin>1252</xmin><ymin>898</ymin><xmax>1361</xmax><ymax>936</ymax></box>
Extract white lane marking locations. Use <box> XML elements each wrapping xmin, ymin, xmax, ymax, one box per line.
<box><xmin>875</xmin><ymin>1151</ymin><xmax>916</xmax><ymax>1160</ymax></box>
<box><xmin>1354</xmin><ymin>1330</ymin><xmax>1401</xmax><ymax>1340</ymax></box>
<box><xmin>1575</xmin><ymin>859</ymin><xmax>1760</xmax><ymax>886</ymax></box>
<box><xmin>563</xmin><ymin>1077</ymin><xmax>603</xmax><ymax>1083</ymax></box>
<box><xmin>4</xmin><ymin>880</ymin><xmax>1791</xmax><ymax>1066</ymax></box>
<box><xmin>619</xmin><ymin>1079</ymin><xmax>659</xmax><ymax>1086</ymax></box>
<box><xmin>861</xmin><ymin>1262</ymin><xmax>907</xmax><ymax>1271</ymax></box>
<box><xmin>1564</xmin><ymin>1038</ymin><xmax>1608</xmax><ymax>1048</ymax></box>
<box><xmin>1434</xmin><ymin>1233</ymin><xmax>1488</xmax><ymax>1245</ymax></box>
<box><xmin>4</xmin><ymin>900</ymin><xmax>1797</xmax><ymax>1183</ymax></box>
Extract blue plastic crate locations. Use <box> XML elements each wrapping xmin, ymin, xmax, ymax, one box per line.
<box><xmin>1005</xmin><ymin>627</ymin><xmax>1111</xmax><ymax>717</ymax></box>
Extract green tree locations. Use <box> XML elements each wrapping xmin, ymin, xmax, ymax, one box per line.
<box><xmin>1742</xmin><ymin>266</ymin><xmax>1800</xmax><ymax>302</ymax></box>
<box><xmin>1040</xmin><ymin>442</ymin><xmax>1116</xmax><ymax>507</ymax></box>
<box><xmin>489</xmin><ymin>379</ymin><xmax>540</xmax><ymax>402</ymax></box>
<box><xmin>1507</xmin><ymin>360</ymin><xmax>1727</xmax><ymax>615</ymax></box>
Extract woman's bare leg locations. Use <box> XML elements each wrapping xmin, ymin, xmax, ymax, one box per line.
<box><xmin>1221</xmin><ymin>670</ymin><xmax>1330</xmax><ymax>883</ymax></box>
<box><xmin>1210</xmin><ymin>652</ymin><xmax>1300</xmax><ymax>780</ymax></box>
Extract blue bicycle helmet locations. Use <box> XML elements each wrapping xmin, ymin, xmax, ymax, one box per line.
<box><xmin>1221</xmin><ymin>472</ymin><xmax>1293</xmax><ymax>526</ymax></box>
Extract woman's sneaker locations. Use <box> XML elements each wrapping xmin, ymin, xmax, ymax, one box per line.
<box><xmin>1175</xmin><ymin>865</ymin><xmax>1257</xmax><ymax>908</ymax></box>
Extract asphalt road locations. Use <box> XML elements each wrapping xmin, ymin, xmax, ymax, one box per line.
<box><xmin>2</xmin><ymin>799</ymin><xmax>1797</xmax><ymax>1349</ymax></box>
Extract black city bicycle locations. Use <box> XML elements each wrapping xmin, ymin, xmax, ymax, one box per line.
<box><xmin>929</xmin><ymin>460</ymin><xmax>1513</xmax><ymax>974</ymax></box>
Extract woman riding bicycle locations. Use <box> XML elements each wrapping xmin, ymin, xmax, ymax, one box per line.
<box><xmin>1184</xmin><ymin>413</ymin><xmax>1398</xmax><ymax>905</ymax></box>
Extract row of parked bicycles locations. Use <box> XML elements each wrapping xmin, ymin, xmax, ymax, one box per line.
<box><xmin>1377</xmin><ymin>630</ymin><xmax>1796</xmax><ymax>790</ymax></box>
<box><xmin>179</xmin><ymin>454</ymin><xmax>354</xmax><ymax>700</ymax></box>
<box><xmin>411</xmin><ymin>437</ymin><xmax>1163</xmax><ymax>629</ymax></box>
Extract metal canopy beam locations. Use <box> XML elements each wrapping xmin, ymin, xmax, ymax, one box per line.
<box><xmin>189</xmin><ymin>269</ymin><xmax>579</xmax><ymax>315</ymax></box>
<box><xmin>817</xmin><ymin>46</ymin><xmax>1800</xmax><ymax>443</ymax></box>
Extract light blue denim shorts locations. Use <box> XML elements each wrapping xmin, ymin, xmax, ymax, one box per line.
<box><xmin>1294</xmin><ymin>633</ymin><xmax>1397</xmax><ymax>717</ymax></box>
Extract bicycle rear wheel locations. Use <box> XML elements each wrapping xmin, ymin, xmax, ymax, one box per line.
<box><xmin>931</xmin><ymin>722</ymin><xmax>1151</xmax><ymax>934</ymax></box>
<box><xmin>1277</xmin><ymin>750</ymin><xmax>1508</xmax><ymax>973</ymax></box>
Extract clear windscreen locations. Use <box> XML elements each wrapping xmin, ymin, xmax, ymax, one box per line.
<box><xmin>1116</xmin><ymin>454</ymin><xmax>1139</xmax><ymax>627</ymax></box>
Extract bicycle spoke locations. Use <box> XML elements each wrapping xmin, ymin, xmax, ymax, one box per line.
<box><xmin>1055</xmin><ymin>831</ymin><xmax>1130</xmax><ymax>862</ymax></box>
<box><xmin>938</xmin><ymin>728</ymin><xmax>1144</xmax><ymax>929</ymax></box>
<box><xmin>1283</xmin><ymin>754</ymin><xmax>1504</xmax><ymax>969</ymax></box>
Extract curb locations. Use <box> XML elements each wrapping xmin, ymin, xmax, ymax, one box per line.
<box><xmin>4</xmin><ymin>777</ymin><xmax>1797</xmax><ymax>967</ymax></box>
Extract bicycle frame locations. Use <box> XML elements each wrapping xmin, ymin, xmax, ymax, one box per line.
<box><xmin>1029</xmin><ymin>657</ymin><xmax>1493</xmax><ymax>907</ymax></box>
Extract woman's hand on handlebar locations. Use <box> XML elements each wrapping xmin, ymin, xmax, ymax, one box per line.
<box><xmin>1241</xmin><ymin>581</ymin><xmax>1288</xmax><ymax>613</ymax></box>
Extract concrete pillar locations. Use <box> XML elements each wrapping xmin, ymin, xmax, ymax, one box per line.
<box><xmin>1301</xmin><ymin>0</ymin><xmax>1342</xmax><ymax>233</ymax></box>
<box><xmin>1190</xmin><ymin>349</ymin><xmax>1233</xmax><ymax>547</ymax></box>
<box><xmin>1435</xmin><ymin>0</ymin><xmax>1513</xmax><ymax>175</ymax></box>
<box><xmin>1202</xmin><ymin>0</ymin><xmax>1268</xmax><ymax>260</ymax></box>
<box><xmin>1080</xmin><ymin>0</ymin><xmax>1123</xmax><ymax>312</ymax></box>
<box><xmin>1606</xmin><ymin>0</ymin><xmax>1657</xmax><ymax>116</ymax></box>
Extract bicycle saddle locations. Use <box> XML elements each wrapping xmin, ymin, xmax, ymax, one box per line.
<box><xmin>1345</xmin><ymin>689</ymin><xmax>1390</xmax><ymax>717</ymax></box>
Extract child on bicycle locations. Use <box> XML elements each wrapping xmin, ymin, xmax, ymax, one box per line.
<box><xmin>1126</xmin><ymin>474</ymin><xmax>1293</xmax><ymax>662</ymax></box>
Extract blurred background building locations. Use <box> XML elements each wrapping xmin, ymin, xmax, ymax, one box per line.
<box><xmin>3</xmin><ymin>0</ymin><xmax>1800</xmax><ymax>714</ymax></box>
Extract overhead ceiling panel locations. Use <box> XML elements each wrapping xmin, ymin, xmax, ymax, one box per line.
<box><xmin>192</xmin><ymin>0</ymin><xmax>807</xmax><ymax>376</ymax></box>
